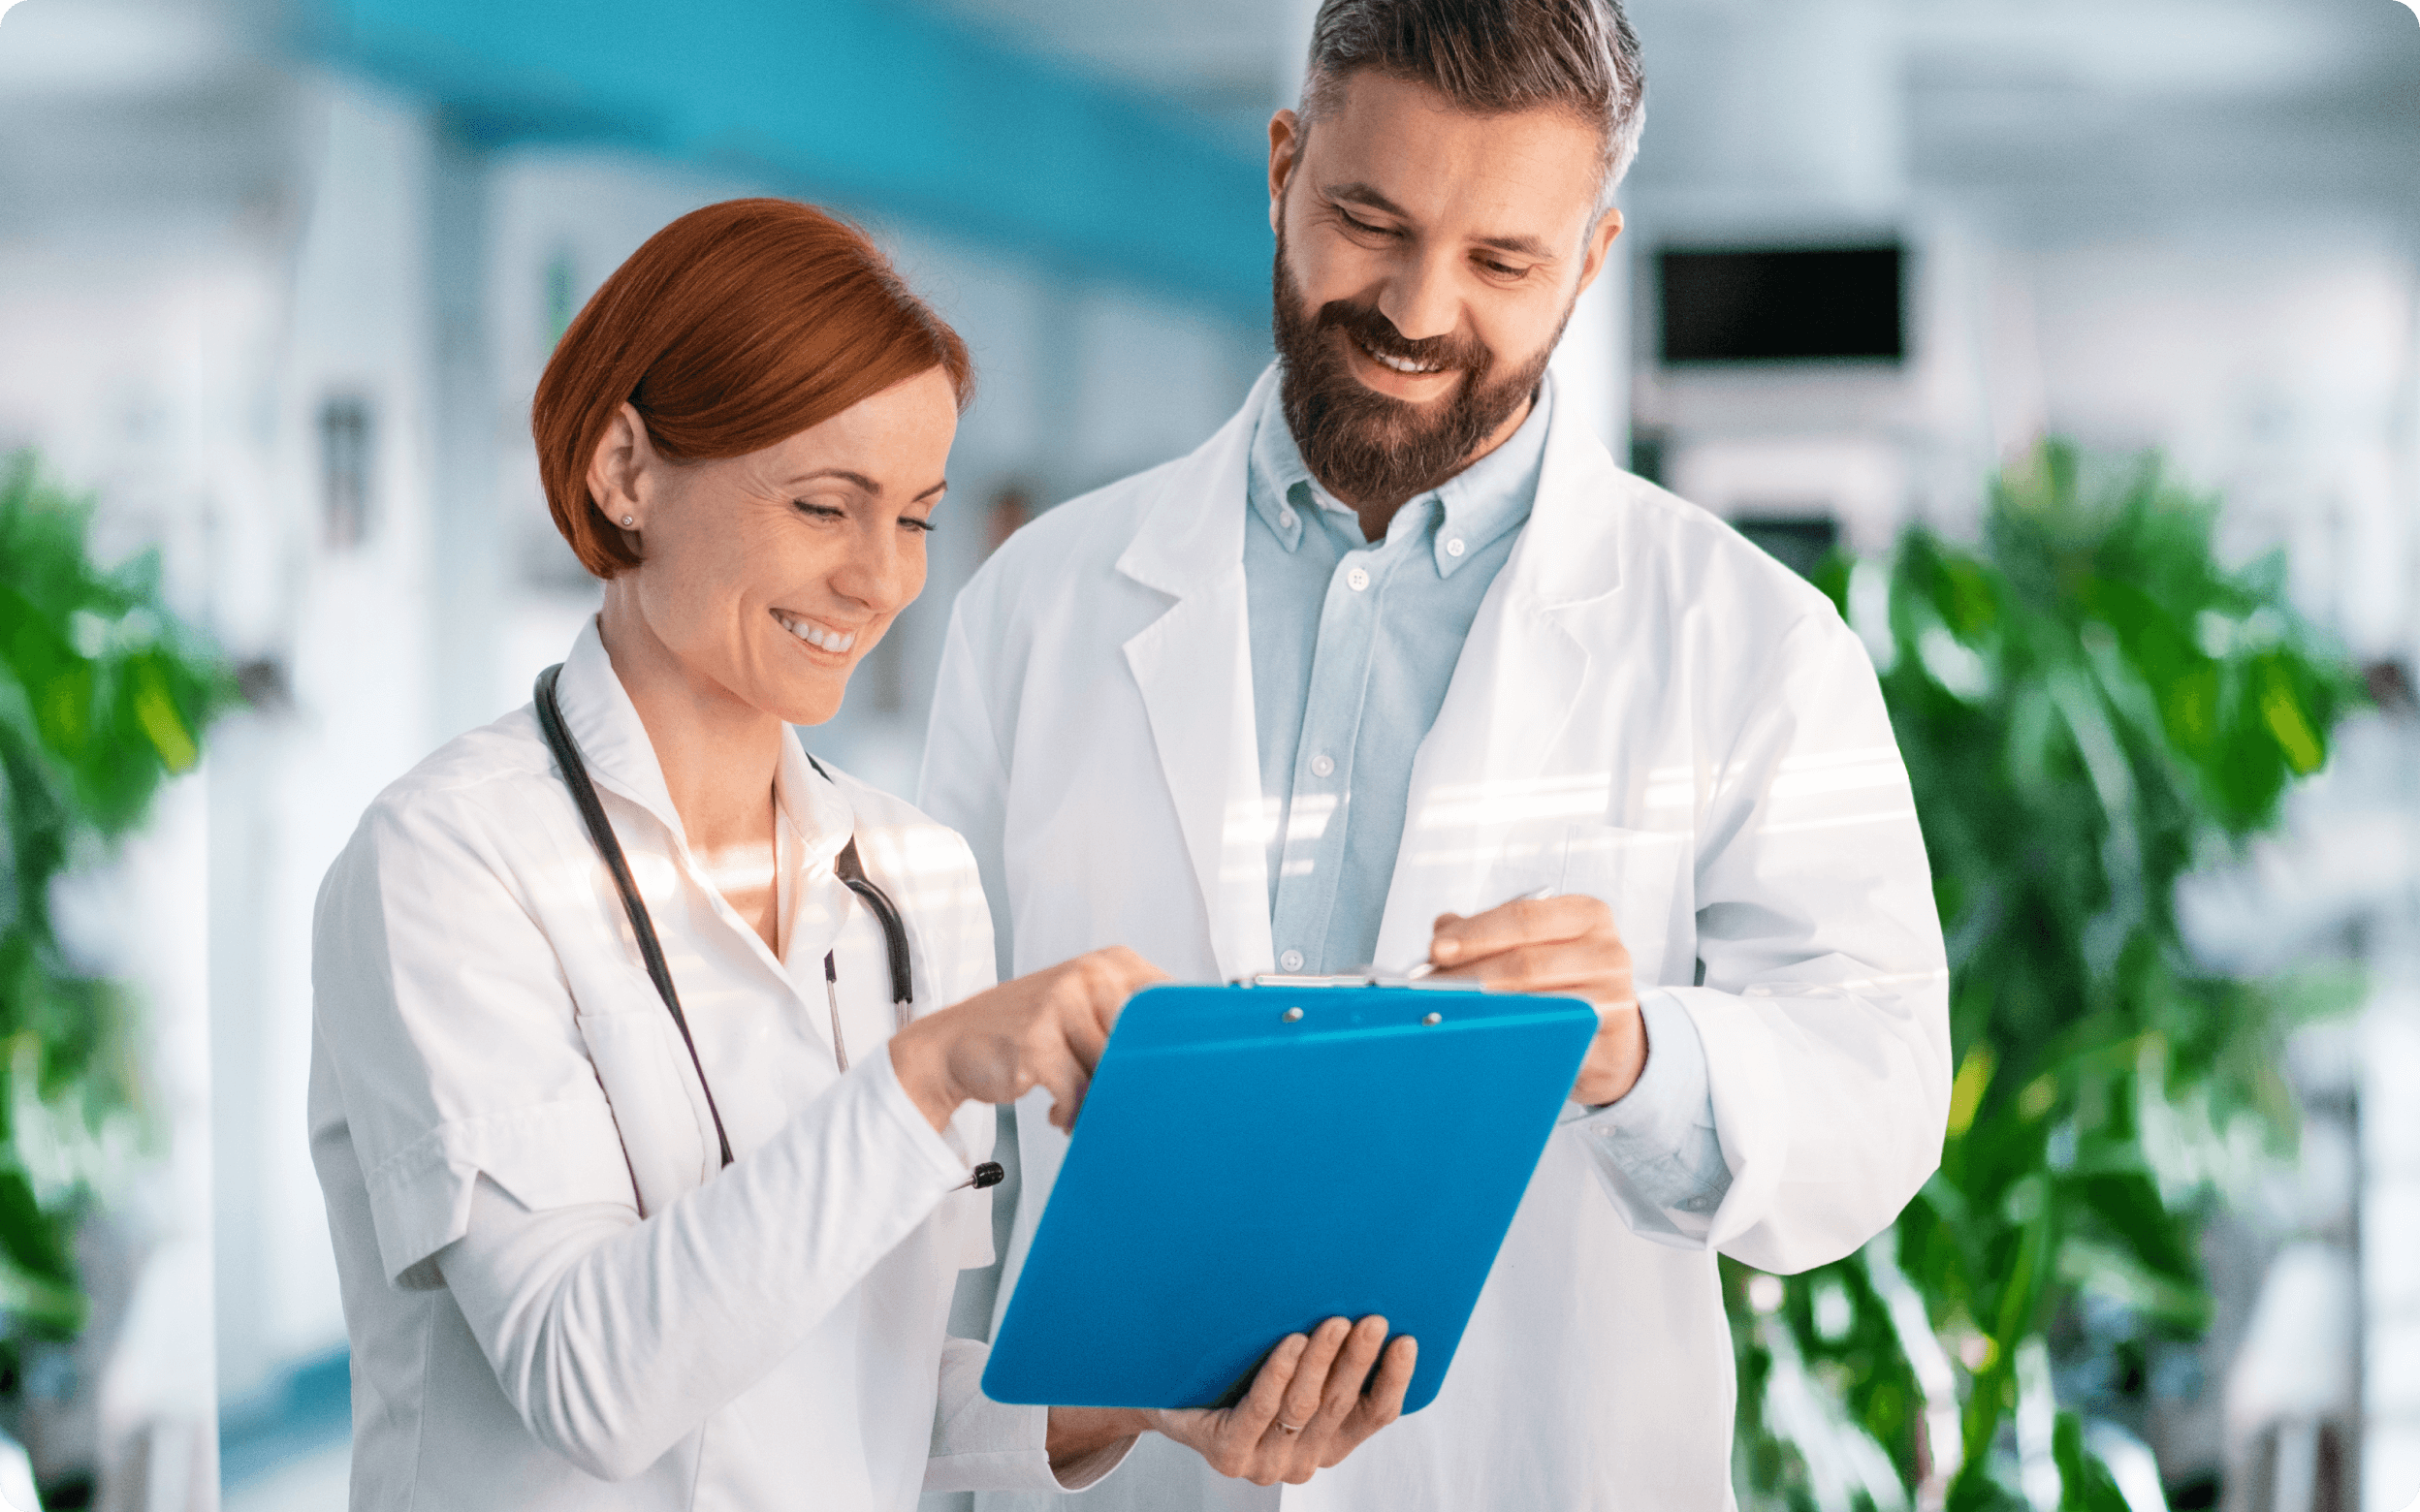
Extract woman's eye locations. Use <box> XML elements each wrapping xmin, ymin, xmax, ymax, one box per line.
<box><xmin>899</xmin><ymin>517</ymin><xmax>937</xmax><ymax>534</ymax></box>
<box><xmin>793</xmin><ymin>500</ymin><xmax>845</xmax><ymax>520</ymax></box>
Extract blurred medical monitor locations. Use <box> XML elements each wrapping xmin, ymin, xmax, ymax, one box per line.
<box><xmin>1657</xmin><ymin>245</ymin><xmax>1905</xmax><ymax>364</ymax></box>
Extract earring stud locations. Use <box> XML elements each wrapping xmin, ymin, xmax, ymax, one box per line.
<box><xmin>621</xmin><ymin>515</ymin><xmax>635</xmax><ymax>527</ymax></box>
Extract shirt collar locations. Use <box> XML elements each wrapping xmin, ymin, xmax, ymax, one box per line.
<box><xmin>1246</xmin><ymin>373</ymin><xmax>1553</xmax><ymax>579</ymax></box>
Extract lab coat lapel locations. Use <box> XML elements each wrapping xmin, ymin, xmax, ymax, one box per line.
<box><xmin>552</xmin><ymin>617</ymin><xmax>687</xmax><ymax>841</ymax></box>
<box><xmin>1373</xmin><ymin>393</ymin><xmax>1629</xmax><ymax>967</ymax></box>
<box><xmin>1114</xmin><ymin>370</ymin><xmax>1280</xmax><ymax>980</ymax></box>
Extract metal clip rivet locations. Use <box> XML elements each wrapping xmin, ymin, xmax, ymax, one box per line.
<box><xmin>1421</xmin><ymin>1012</ymin><xmax>1443</xmax><ymax>1025</ymax></box>
<box><xmin>1283</xmin><ymin>1007</ymin><xmax>1305</xmax><ymax>1024</ymax></box>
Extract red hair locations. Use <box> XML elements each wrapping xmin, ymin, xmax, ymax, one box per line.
<box><xmin>532</xmin><ymin>199</ymin><xmax>973</xmax><ymax>578</ymax></box>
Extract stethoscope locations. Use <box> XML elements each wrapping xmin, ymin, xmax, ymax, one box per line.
<box><xmin>535</xmin><ymin>664</ymin><xmax>1001</xmax><ymax>1187</ymax></box>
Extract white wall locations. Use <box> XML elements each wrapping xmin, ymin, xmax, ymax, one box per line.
<box><xmin>2018</xmin><ymin>216</ymin><xmax>2419</xmax><ymax>658</ymax></box>
<box><xmin>209</xmin><ymin>76</ymin><xmax>449</xmax><ymax>1401</ymax></box>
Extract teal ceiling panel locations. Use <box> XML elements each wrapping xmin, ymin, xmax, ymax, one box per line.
<box><xmin>306</xmin><ymin>0</ymin><xmax>1273</xmax><ymax>318</ymax></box>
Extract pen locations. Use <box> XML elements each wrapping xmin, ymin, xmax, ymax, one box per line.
<box><xmin>1402</xmin><ymin>885</ymin><xmax>1557</xmax><ymax>979</ymax></box>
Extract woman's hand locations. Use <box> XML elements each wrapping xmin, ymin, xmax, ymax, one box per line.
<box><xmin>1043</xmin><ymin>1317</ymin><xmax>1415</xmax><ymax>1487</ymax></box>
<box><xmin>887</xmin><ymin>948</ymin><xmax>1166</xmax><ymax>1132</ymax></box>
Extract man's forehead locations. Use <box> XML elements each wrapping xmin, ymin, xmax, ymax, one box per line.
<box><xmin>1305</xmin><ymin>72</ymin><xmax>1604</xmax><ymax>241</ymax></box>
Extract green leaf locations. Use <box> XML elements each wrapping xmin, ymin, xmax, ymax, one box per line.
<box><xmin>129</xmin><ymin>657</ymin><xmax>198</xmax><ymax>772</ymax></box>
<box><xmin>2053</xmin><ymin>1412</ymin><xmax>2132</xmax><ymax>1512</ymax></box>
<box><xmin>2255</xmin><ymin>655</ymin><xmax>2326</xmax><ymax>774</ymax></box>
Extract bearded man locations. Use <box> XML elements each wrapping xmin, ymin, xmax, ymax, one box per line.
<box><xmin>918</xmin><ymin>1</ymin><xmax>1951</xmax><ymax>1506</ymax></box>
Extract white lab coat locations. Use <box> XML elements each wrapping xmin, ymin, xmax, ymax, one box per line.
<box><xmin>919</xmin><ymin>368</ymin><xmax>1952</xmax><ymax>1511</ymax></box>
<box><xmin>308</xmin><ymin>620</ymin><xmax>1115</xmax><ymax>1510</ymax></box>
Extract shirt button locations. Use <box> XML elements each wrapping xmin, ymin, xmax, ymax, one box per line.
<box><xmin>1446</xmin><ymin>537</ymin><xmax>1466</xmax><ymax>557</ymax></box>
<box><xmin>1347</xmin><ymin>566</ymin><xmax>1371</xmax><ymax>591</ymax></box>
<box><xmin>1281</xmin><ymin>509</ymin><xmax>1296</xmax><ymax>528</ymax></box>
<box><xmin>1280</xmin><ymin>949</ymin><xmax>1305</xmax><ymax>971</ymax></box>
<box><xmin>1311</xmin><ymin>753</ymin><xmax>1336</xmax><ymax>777</ymax></box>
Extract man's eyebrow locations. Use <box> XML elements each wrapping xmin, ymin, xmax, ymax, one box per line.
<box><xmin>1326</xmin><ymin>180</ymin><xmax>1413</xmax><ymax>220</ymax></box>
<box><xmin>1324</xmin><ymin>181</ymin><xmax>1559</xmax><ymax>262</ymax></box>
<box><xmin>1473</xmin><ymin>230</ymin><xmax>1559</xmax><ymax>261</ymax></box>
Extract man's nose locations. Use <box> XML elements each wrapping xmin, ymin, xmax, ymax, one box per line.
<box><xmin>1376</xmin><ymin>248</ymin><xmax>1460</xmax><ymax>345</ymax></box>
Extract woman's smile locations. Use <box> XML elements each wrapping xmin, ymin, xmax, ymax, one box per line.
<box><xmin>770</xmin><ymin>607</ymin><xmax>859</xmax><ymax>655</ymax></box>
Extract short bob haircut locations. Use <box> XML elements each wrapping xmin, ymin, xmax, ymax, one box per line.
<box><xmin>533</xmin><ymin>199</ymin><xmax>973</xmax><ymax>579</ymax></box>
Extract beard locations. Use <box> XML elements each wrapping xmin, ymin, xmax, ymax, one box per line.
<box><xmin>1272</xmin><ymin>223</ymin><xmax>1570</xmax><ymax>514</ymax></box>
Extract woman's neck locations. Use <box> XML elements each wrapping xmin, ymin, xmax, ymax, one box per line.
<box><xmin>593</xmin><ymin>589</ymin><xmax>781</xmax><ymax>857</ymax></box>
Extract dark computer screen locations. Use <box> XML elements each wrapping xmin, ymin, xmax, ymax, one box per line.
<box><xmin>1658</xmin><ymin>245</ymin><xmax>1905</xmax><ymax>364</ymax></box>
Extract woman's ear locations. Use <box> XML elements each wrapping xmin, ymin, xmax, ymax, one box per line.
<box><xmin>587</xmin><ymin>402</ymin><xmax>656</xmax><ymax>538</ymax></box>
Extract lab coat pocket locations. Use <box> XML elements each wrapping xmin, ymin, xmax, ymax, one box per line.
<box><xmin>1553</xmin><ymin>824</ymin><xmax>1693</xmax><ymax>990</ymax></box>
<box><xmin>575</xmin><ymin>1005</ymin><xmax>716</xmax><ymax>1217</ymax></box>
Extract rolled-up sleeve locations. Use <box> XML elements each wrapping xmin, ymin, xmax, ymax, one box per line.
<box><xmin>924</xmin><ymin>1339</ymin><xmax>1137</xmax><ymax>1495</ymax></box>
<box><xmin>1566</xmin><ymin>990</ymin><xmax>1734</xmax><ymax>1245</ymax></box>
<box><xmin>312</xmin><ymin>790</ymin><xmax>640</xmax><ymax>1289</ymax></box>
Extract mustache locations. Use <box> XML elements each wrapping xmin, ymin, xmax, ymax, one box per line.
<box><xmin>1315</xmin><ymin>299</ymin><xmax>1488</xmax><ymax>376</ymax></box>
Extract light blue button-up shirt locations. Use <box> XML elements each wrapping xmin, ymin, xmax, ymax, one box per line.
<box><xmin>1243</xmin><ymin>377</ymin><xmax>1731</xmax><ymax>1222</ymax></box>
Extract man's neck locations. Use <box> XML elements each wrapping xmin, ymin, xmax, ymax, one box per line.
<box><xmin>1334</xmin><ymin>392</ymin><xmax>1535</xmax><ymax>545</ymax></box>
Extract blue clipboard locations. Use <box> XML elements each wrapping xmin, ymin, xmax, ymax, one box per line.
<box><xmin>980</xmin><ymin>978</ymin><xmax>1597</xmax><ymax>1415</ymax></box>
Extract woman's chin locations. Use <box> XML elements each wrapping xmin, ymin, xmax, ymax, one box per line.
<box><xmin>762</xmin><ymin>667</ymin><xmax>852</xmax><ymax>728</ymax></box>
<box><xmin>769</xmin><ymin>686</ymin><xmax>848</xmax><ymax>728</ymax></box>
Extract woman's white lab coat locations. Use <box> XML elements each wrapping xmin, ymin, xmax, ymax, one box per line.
<box><xmin>918</xmin><ymin>367</ymin><xmax>1953</xmax><ymax>1511</ymax></box>
<box><xmin>308</xmin><ymin>621</ymin><xmax>1116</xmax><ymax>1510</ymax></box>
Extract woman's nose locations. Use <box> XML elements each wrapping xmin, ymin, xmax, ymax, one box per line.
<box><xmin>830</xmin><ymin>520</ymin><xmax>918</xmax><ymax>614</ymax></box>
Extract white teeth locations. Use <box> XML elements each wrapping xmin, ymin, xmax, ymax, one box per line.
<box><xmin>1359</xmin><ymin>337</ymin><xmax>1443</xmax><ymax>374</ymax></box>
<box><xmin>775</xmin><ymin>612</ymin><xmax>855</xmax><ymax>653</ymax></box>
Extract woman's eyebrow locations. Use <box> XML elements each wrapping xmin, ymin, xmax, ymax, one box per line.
<box><xmin>780</xmin><ymin>469</ymin><xmax>946</xmax><ymax>502</ymax></box>
<box><xmin>780</xmin><ymin>467</ymin><xmax>881</xmax><ymax>492</ymax></box>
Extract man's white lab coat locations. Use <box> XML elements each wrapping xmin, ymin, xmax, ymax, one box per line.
<box><xmin>919</xmin><ymin>368</ymin><xmax>1952</xmax><ymax>1510</ymax></box>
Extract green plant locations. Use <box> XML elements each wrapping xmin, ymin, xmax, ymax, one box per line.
<box><xmin>1731</xmin><ymin>440</ymin><xmax>2366</xmax><ymax>1510</ymax></box>
<box><xmin>0</xmin><ymin>451</ymin><xmax>238</xmax><ymax>1391</ymax></box>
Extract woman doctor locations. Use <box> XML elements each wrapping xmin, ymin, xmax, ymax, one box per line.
<box><xmin>307</xmin><ymin>198</ymin><xmax>1412</xmax><ymax>1511</ymax></box>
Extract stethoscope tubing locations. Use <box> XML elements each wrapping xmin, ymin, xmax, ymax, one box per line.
<box><xmin>532</xmin><ymin>664</ymin><xmax>914</xmax><ymax>1173</ymax></box>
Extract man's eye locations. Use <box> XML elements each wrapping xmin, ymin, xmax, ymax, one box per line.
<box><xmin>1339</xmin><ymin>210</ymin><xmax>1393</xmax><ymax>237</ymax></box>
<box><xmin>1480</xmin><ymin>259</ymin><xmax>1529</xmax><ymax>280</ymax></box>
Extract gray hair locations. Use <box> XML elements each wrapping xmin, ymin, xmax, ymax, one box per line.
<box><xmin>1299</xmin><ymin>0</ymin><xmax>1648</xmax><ymax>205</ymax></box>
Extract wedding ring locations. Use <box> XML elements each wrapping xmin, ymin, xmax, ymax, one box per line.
<box><xmin>1277</xmin><ymin>1421</ymin><xmax>1304</xmax><ymax>1434</ymax></box>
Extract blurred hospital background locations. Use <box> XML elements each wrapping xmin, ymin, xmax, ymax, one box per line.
<box><xmin>1</xmin><ymin>0</ymin><xmax>2417</xmax><ymax>1506</ymax></box>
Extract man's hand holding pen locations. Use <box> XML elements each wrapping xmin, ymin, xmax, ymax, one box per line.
<box><xmin>1425</xmin><ymin>892</ymin><xmax>1646</xmax><ymax>1107</ymax></box>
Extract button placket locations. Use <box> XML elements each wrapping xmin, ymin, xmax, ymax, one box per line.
<box><xmin>1268</xmin><ymin>541</ymin><xmax>1391</xmax><ymax>978</ymax></box>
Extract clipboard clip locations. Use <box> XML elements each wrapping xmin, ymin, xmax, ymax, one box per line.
<box><xmin>1232</xmin><ymin>972</ymin><xmax>1468</xmax><ymax>991</ymax></box>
